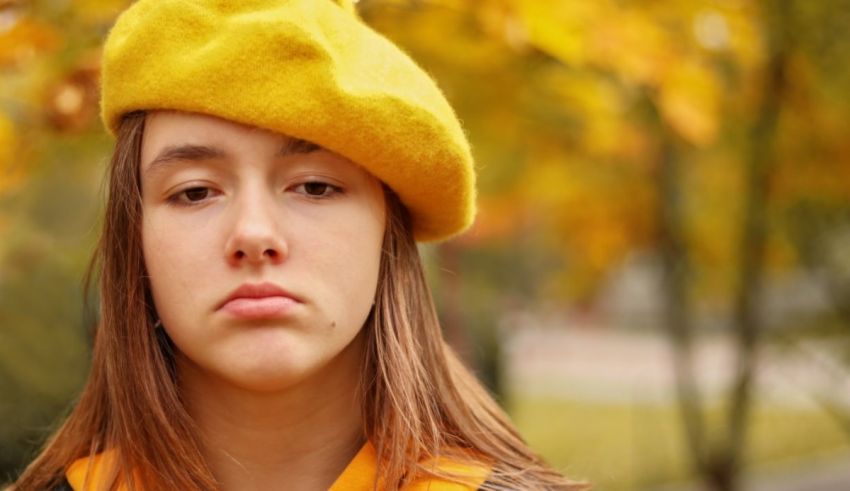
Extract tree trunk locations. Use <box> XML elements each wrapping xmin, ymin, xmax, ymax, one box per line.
<box><xmin>723</xmin><ymin>0</ymin><xmax>790</xmax><ymax>482</ymax></box>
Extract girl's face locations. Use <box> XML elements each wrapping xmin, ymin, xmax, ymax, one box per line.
<box><xmin>140</xmin><ymin>111</ymin><xmax>385</xmax><ymax>392</ymax></box>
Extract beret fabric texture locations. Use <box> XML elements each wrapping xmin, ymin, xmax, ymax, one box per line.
<box><xmin>100</xmin><ymin>0</ymin><xmax>476</xmax><ymax>242</ymax></box>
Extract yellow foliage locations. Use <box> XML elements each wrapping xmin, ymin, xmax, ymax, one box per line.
<box><xmin>715</xmin><ymin>3</ymin><xmax>766</xmax><ymax>71</ymax></box>
<box><xmin>515</xmin><ymin>148</ymin><xmax>656</xmax><ymax>298</ymax></box>
<box><xmin>0</xmin><ymin>113</ymin><xmax>12</xmax><ymax>160</ymax></box>
<box><xmin>513</xmin><ymin>0</ymin><xmax>593</xmax><ymax>66</ymax></box>
<box><xmin>0</xmin><ymin>16</ymin><xmax>61</xmax><ymax>67</ymax></box>
<box><xmin>459</xmin><ymin>194</ymin><xmax>526</xmax><ymax>245</ymax></box>
<box><xmin>518</xmin><ymin>154</ymin><xmax>580</xmax><ymax>208</ymax></box>
<box><xmin>74</xmin><ymin>0</ymin><xmax>133</xmax><ymax>24</ymax></box>
<box><xmin>658</xmin><ymin>60</ymin><xmax>721</xmax><ymax>146</ymax></box>
<box><xmin>368</xmin><ymin>2</ymin><xmax>511</xmax><ymax>72</ymax></box>
<box><xmin>514</xmin><ymin>0</ymin><xmax>676</xmax><ymax>88</ymax></box>
<box><xmin>547</xmin><ymin>73</ymin><xmax>628</xmax><ymax>157</ymax></box>
<box><xmin>582</xmin><ymin>220</ymin><xmax>631</xmax><ymax>274</ymax></box>
<box><xmin>0</xmin><ymin>113</ymin><xmax>15</xmax><ymax>161</ymax></box>
<box><xmin>589</xmin><ymin>8</ymin><xmax>672</xmax><ymax>88</ymax></box>
<box><xmin>0</xmin><ymin>112</ymin><xmax>23</xmax><ymax>195</ymax></box>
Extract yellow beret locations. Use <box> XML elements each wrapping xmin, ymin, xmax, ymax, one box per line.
<box><xmin>101</xmin><ymin>0</ymin><xmax>476</xmax><ymax>242</ymax></box>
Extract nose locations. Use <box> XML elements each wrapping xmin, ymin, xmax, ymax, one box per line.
<box><xmin>224</xmin><ymin>191</ymin><xmax>288</xmax><ymax>267</ymax></box>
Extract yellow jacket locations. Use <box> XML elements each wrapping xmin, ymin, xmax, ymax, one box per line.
<box><xmin>63</xmin><ymin>441</ymin><xmax>492</xmax><ymax>490</ymax></box>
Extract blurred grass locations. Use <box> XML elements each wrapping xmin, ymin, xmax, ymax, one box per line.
<box><xmin>511</xmin><ymin>396</ymin><xmax>850</xmax><ymax>490</ymax></box>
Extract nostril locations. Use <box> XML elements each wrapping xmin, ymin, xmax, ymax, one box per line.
<box><xmin>230</xmin><ymin>248</ymin><xmax>283</xmax><ymax>262</ymax></box>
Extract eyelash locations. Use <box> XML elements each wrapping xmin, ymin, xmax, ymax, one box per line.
<box><xmin>165</xmin><ymin>181</ymin><xmax>344</xmax><ymax>207</ymax></box>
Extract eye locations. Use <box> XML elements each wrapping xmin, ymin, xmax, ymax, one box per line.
<box><xmin>293</xmin><ymin>181</ymin><xmax>342</xmax><ymax>199</ymax></box>
<box><xmin>167</xmin><ymin>186</ymin><xmax>217</xmax><ymax>206</ymax></box>
<box><xmin>183</xmin><ymin>187</ymin><xmax>210</xmax><ymax>201</ymax></box>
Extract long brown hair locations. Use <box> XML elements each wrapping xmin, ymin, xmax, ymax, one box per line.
<box><xmin>12</xmin><ymin>112</ymin><xmax>589</xmax><ymax>490</ymax></box>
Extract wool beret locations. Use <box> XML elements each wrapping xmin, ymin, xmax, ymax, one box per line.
<box><xmin>100</xmin><ymin>0</ymin><xmax>476</xmax><ymax>242</ymax></box>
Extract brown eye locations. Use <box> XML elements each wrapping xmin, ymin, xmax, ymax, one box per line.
<box><xmin>295</xmin><ymin>181</ymin><xmax>341</xmax><ymax>198</ymax></box>
<box><xmin>183</xmin><ymin>187</ymin><xmax>210</xmax><ymax>201</ymax></box>
<box><xmin>303</xmin><ymin>182</ymin><xmax>329</xmax><ymax>196</ymax></box>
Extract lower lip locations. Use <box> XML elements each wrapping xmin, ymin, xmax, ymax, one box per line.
<box><xmin>220</xmin><ymin>296</ymin><xmax>300</xmax><ymax>319</ymax></box>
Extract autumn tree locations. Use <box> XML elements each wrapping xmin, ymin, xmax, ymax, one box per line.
<box><xmin>364</xmin><ymin>1</ymin><xmax>850</xmax><ymax>490</ymax></box>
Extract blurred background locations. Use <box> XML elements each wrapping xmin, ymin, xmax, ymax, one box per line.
<box><xmin>2</xmin><ymin>0</ymin><xmax>849</xmax><ymax>489</ymax></box>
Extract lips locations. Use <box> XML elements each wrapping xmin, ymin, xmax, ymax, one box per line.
<box><xmin>218</xmin><ymin>282</ymin><xmax>302</xmax><ymax>319</ymax></box>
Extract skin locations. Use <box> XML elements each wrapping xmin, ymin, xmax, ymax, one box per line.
<box><xmin>139</xmin><ymin>110</ymin><xmax>386</xmax><ymax>490</ymax></box>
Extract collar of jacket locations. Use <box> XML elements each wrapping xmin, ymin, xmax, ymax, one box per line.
<box><xmin>65</xmin><ymin>441</ymin><xmax>492</xmax><ymax>490</ymax></box>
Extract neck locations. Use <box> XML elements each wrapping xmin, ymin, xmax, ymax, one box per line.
<box><xmin>176</xmin><ymin>335</ymin><xmax>366</xmax><ymax>491</ymax></box>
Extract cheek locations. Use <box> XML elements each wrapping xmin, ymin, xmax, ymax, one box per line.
<box><xmin>142</xmin><ymin>212</ymin><xmax>215</xmax><ymax>321</ymax></box>
<box><xmin>302</xmin><ymin>210</ymin><xmax>384</xmax><ymax>325</ymax></box>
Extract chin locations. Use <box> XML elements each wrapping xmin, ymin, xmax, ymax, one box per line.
<box><xmin>228</xmin><ymin>374</ymin><xmax>306</xmax><ymax>393</ymax></box>
<box><xmin>221</xmin><ymin>358</ymin><xmax>317</xmax><ymax>393</ymax></box>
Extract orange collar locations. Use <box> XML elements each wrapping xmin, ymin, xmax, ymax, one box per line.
<box><xmin>66</xmin><ymin>449</ymin><xmax>131</xmax><ymax>491</ymax></box>
<box><xmin>67</xmin><ymin>441</ymin><xmax>491</xmax><ymax>490</ymax></box>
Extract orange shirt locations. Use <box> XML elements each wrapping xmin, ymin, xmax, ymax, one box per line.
<box><xmin>65</xmin><ymin>441</ymin><xmax>492</xmax><ymax>490</ymax></box>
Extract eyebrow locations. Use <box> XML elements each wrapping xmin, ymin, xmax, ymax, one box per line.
<box><xmin>144</xmin><ymin>138</ymin><xmax>323</xmax><ymax>177</ymax></box>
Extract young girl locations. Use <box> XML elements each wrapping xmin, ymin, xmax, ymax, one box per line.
<box><xmin>13</xmin><ymin>1</ymin><xmax>589</xmax><ymax>489</ymax></box>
